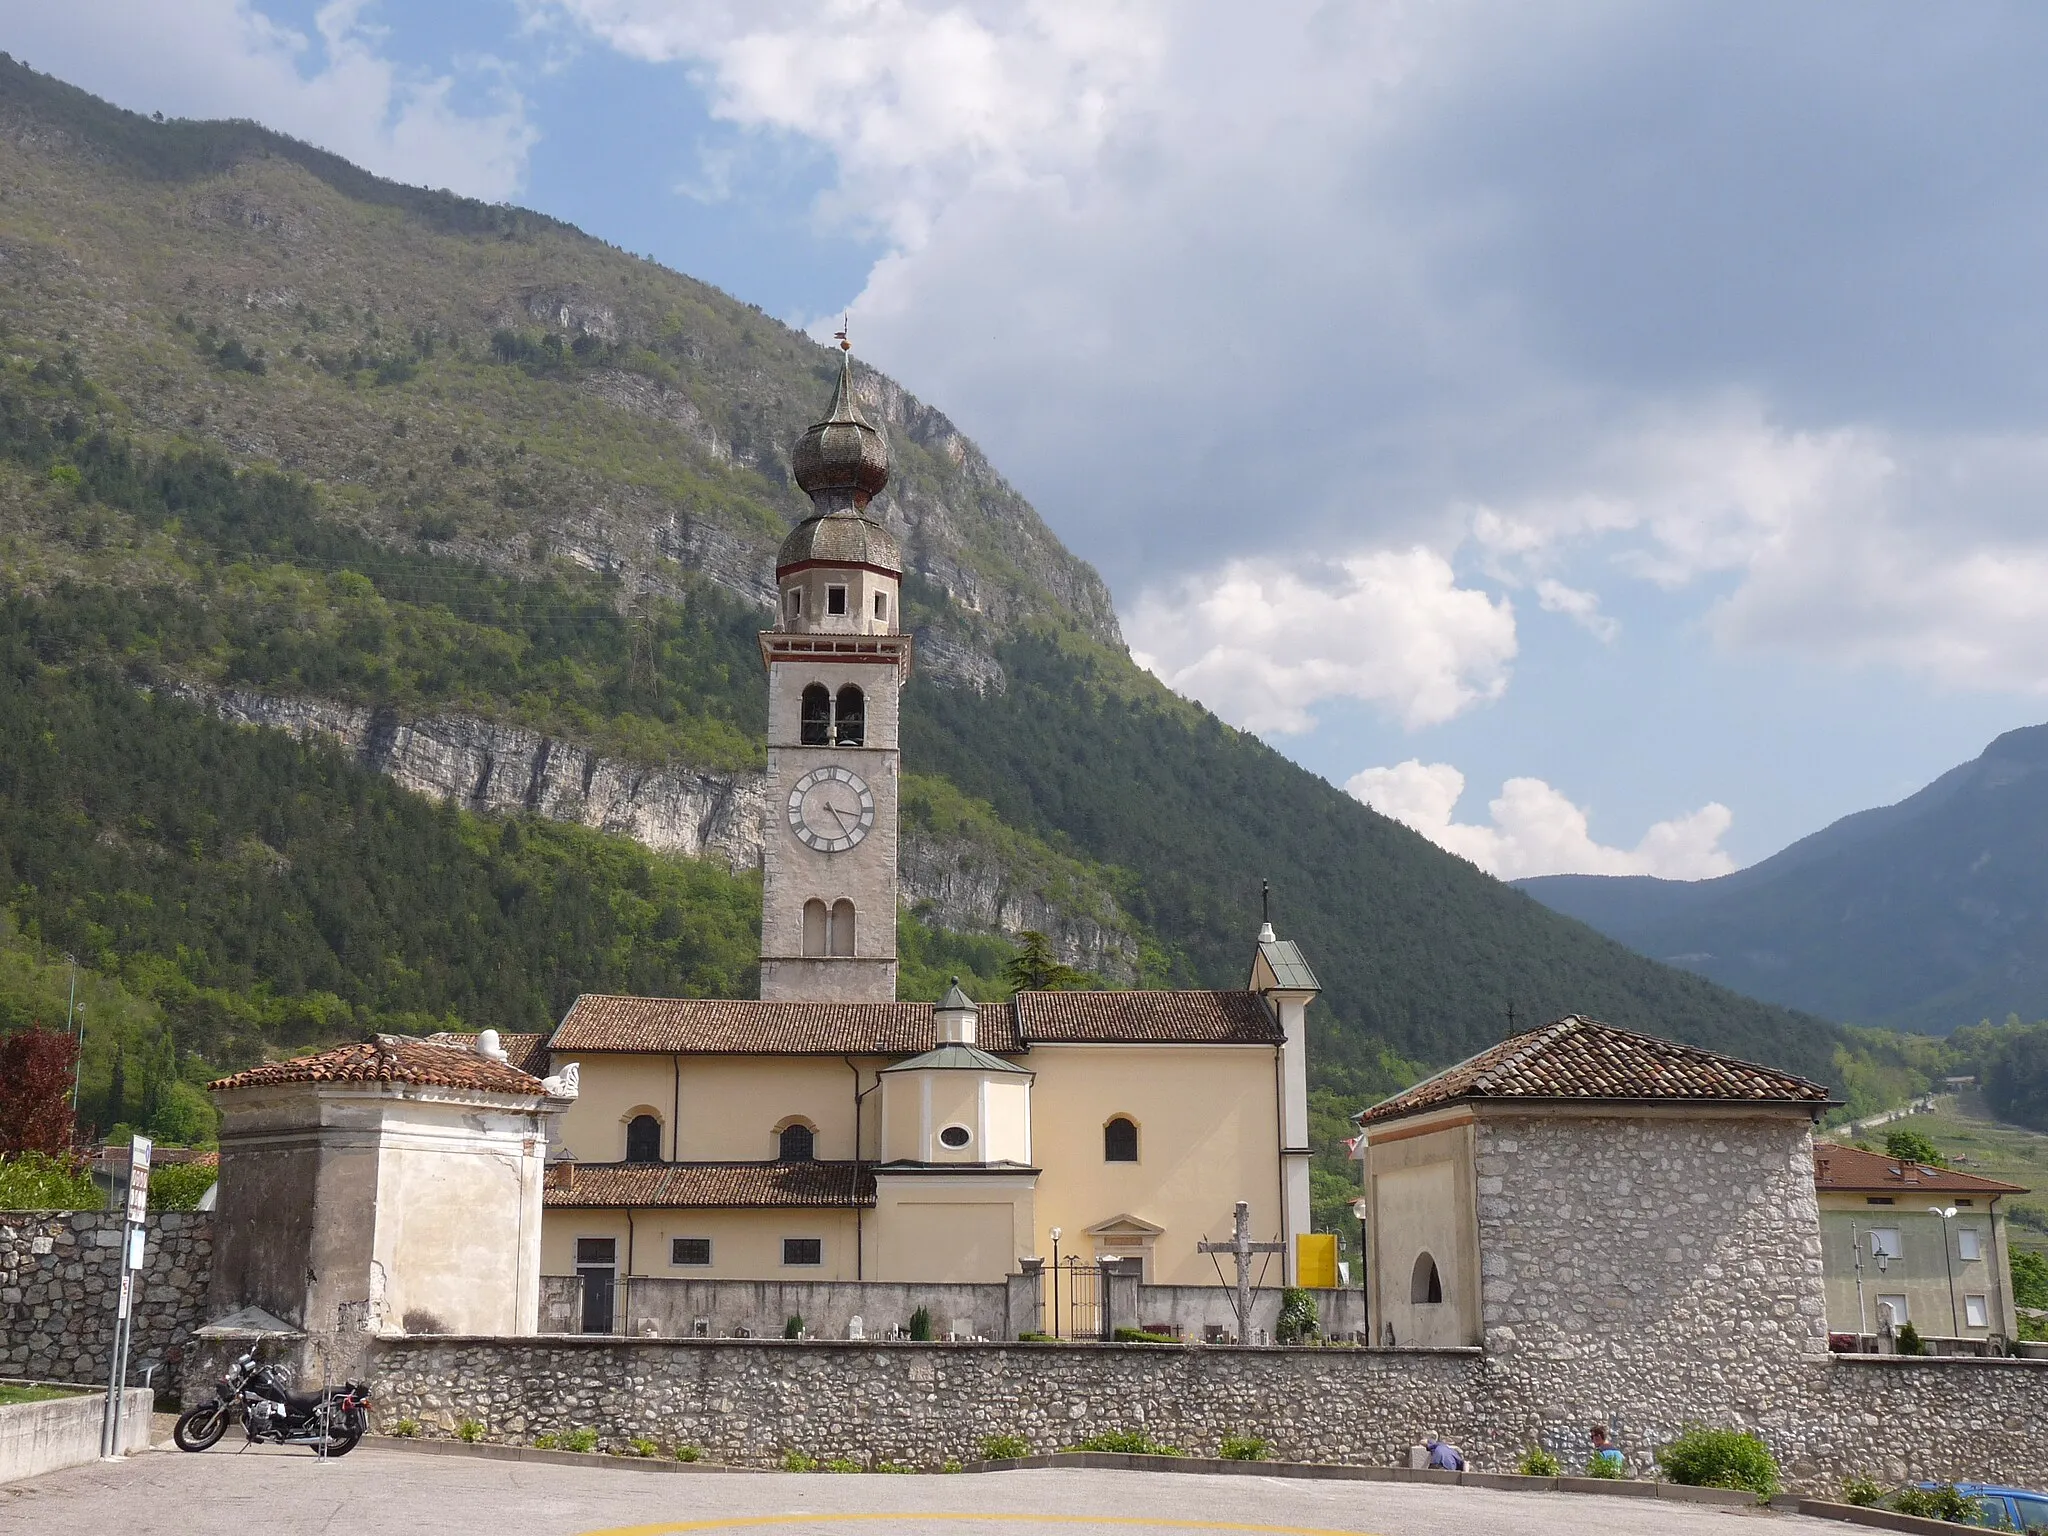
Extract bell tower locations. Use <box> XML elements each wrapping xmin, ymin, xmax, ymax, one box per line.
<box><xmin>758</xmin><ymin>347</ymin><xmax>909</xmax><ymax>1002</ymax></box>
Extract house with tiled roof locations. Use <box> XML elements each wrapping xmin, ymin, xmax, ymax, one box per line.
<box><xmin>1353</xmin><ymin>1014</ymin><xmax>1838</xmax><ymax>1352</ymax></box>
<box><xmin>529</xmin><ymin>358</ymin><xmax>1325</xmax><ymax>1326</ymax></box>
<box><xmin>1812</xmin><ymin>1140</ymin><xmax>2029</xmax><ymax>1347</ymax></box>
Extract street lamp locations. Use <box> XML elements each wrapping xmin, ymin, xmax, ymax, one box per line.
<box><xmin>1049</xmin><ymin>1228</ymin><xmax>1062</xmax><ymax>1340</ymax></box>
<box><xmin>1929</xmin><ymin>1206</ymin><xmax>1961</xmax><ymax>1341</ymax></box>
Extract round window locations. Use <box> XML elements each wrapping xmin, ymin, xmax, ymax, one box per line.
<box><xmin>938</xmin><ymin>1124</ymin><xmax>972</xmax><ymax>1149</ymax></box>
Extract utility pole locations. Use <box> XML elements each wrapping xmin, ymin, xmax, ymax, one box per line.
<box><xmin>1199</xmin><ymin>1201</ymin><xmax>1285</xmax><ymax>1343</ymax></box>
<box><xmin>1930</xmin><ymin>1205</ymin><xmax>1961</xmax><ymax>1339</ymax></box>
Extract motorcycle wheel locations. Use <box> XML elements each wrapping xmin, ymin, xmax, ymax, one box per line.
<box><xmin>321</xmin><ymin>1408</ymin><xmax>367</xmax><ymax>1457</ymax></box>
<box><xmin>173</xmin><ymin>1404</ymin><xmax>229</xmax><ymax>1452</ymax></box>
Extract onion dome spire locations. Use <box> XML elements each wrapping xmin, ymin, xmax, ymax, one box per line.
<box><xmin>791</xmin><ymin>345</ymin><xmax>889</xmax><ymax>512</ymax></box>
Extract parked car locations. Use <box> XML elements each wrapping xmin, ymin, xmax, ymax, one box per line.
<box><xmin>1920</xmin><ymin>1483</ymin><xmax>2048</xmax><ymax>1530</ymax></box>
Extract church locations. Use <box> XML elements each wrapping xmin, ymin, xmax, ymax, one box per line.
<box><xmin>529</xmin><ymin>349</ymin><xmax>1320</xmax><ymax>1314</ymax></box>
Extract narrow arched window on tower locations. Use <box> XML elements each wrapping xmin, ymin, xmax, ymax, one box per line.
<box><xmin>802</xmin><ymin>899</ymin><xmax>829</xmax><ymax>957</ymax></box>
<box><xmin>834</xmin><ymin>685</ymin><xmax>865</xmax><ymax>746</ymax></box>
<box><xmin>779</xmin><ymin>1123</ymin><xmax>816</xmax><ymax>1162</ymax></box>
<box><xmin>625</xmin><ymin>1114</ymin><xmax>662</xmax><ymax>1163</ymax></box>
<box><xmin>829</xmin><ymin>899</ymin><xmax>856</xmax><ymax>957</ymax></box>
<box><xmin>1411</xmin><ymin>1252</ymin><xmax>1443</xmax><ymax>1305</ymax></box>
<box><xmin>1104</xmin><ymin>1116</ymin><xmax>1139</xmax><ymax>1162</ymax></box>
<box><xmin>800</xmin><ymin>684</ymin><xmax>831</xmax><ymax>746</ymax></box>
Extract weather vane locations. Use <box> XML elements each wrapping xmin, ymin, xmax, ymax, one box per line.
<box><xmin>834</xmin><ymin>314</ymin><xmax>851</xmax><ymax>352</ymax></box>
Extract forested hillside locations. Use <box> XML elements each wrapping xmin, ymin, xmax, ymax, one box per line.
<box><xmin>0</xmin><ymin>57</ymin><xmax>1856</xmax><ymax>1201</ymax></box>
<box><xmin>1521</xmin><ymin>723</ymin><xmax>2048</xmax><ymax>1034</ymax></box>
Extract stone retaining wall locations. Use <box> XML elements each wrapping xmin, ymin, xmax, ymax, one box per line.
<box><xmin>366</xmin><ymin>1335</ymin><xmax>2048</xmax><ymax>1494</ymax></box>
<box><xmin>0</xmin><ymin>1212</ymin><xmax>213</xmax><ymax>1387</ymax></box>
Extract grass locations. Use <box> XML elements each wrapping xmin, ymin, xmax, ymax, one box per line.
<box><xmin>0</xmin><ymin>1383</ymin><xmax>83</xmax><ymax>1406</ymax></box>
<box><xmin>1857</xmin><ymin>1091</ymin><xmax>2048</xmax><ymax>1253</ymax></box>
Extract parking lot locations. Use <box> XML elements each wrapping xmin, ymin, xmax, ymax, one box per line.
<box><xmin>0</xmin><ymin>1442</ymin><xmax>1858</xmax><ymax>1536</ymax></box>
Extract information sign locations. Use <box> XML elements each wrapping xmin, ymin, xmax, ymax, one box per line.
<box><xmin>124</xmin><ymin>1135</ymin><xmax>152</xmax><ymax>1223</ymax></box>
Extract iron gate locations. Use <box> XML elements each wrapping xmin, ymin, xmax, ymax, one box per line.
<box><xmin>1042</xmin><ymin>1257</ymin><xmax>1110</xmax><ymax>1340</ymax></box>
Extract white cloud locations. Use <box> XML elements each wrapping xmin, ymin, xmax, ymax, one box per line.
<box><xmin>540</xmin><ymin>2</ymin><xmax>2048</xmax><ymax>715</ymax></box>
<box><xmin>1126</xmin><ymin>547</ymin><xmax>1516</xmax><ymax>734</ymax></box>
<box><xmin>8</xmin><ymin>2</ymin><xmax>535</xmax><ymax>199</ymax></box>
<box><xmin>1346</xmin><ymin>761</ymin><xmax>1736</xmax><ymax>881</ymax></box>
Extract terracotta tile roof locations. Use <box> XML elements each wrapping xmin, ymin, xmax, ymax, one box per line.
<box><xmin>1012</xmin><ymin>990</ymin><xmax>1282</xmax><ymax>1045</ymax></box>
<box><xmin>1358</xmin><ymin>1014</ymin><xmax>1833</xmax><ymax>1126</ymax></box>
<box><xmin>542</xmin><ymin>1160</ymin><xmax>875</xmax><ymax>1209</ymax></box>
<box><xmin>424</xmin><ymin>1031</ymin><xmax>550</xmax><ymax>1076</ymax></box>
<box><xmin>550</xmin><ymin>995</ymin><xmax>1023</xmax><ymax>1055</ymax></box>
<box><xmin>550</xmin><ymin>990</ymin><xmax>1285</xmax><ymax>1056</ymax></box>
<box><xmin>1813</xmin><ymin>1141</ymin><xmax>2028</xmax><ymax>1196</ymax></box>
<box><xmin>209</xmin><ymin>1036</ymin><xmax>548</xmax><ymax>1097</ymax></box>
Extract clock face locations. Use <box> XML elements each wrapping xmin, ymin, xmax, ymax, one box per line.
<box><xmin>787</xmin><ymin>766</ymin><xmax>876</xmax><ymax>852</ymax></box>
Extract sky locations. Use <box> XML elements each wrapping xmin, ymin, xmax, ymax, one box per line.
<box><xmin>14</xmin><ymin>1</ymin><xmax>2048</xmax><ymax>878</ymax></box>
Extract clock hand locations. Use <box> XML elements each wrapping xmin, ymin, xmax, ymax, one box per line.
<box><xmin>826</xmin><ymin>801</ymin><xmax>854</xmax><ymax>835</ymax></box>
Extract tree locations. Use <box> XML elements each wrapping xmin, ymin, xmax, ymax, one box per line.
<box><xmin>1883</xmin><ymin>1127</ymin><xmax>1946</xmax><ymax>1167</ymax></box>
<box><xmin>1002</xmin><ymin>931</ymin><xmax>1089</xmax><ymax>993</ymax></box>
<box><xmin>0</xmin><ymin>1027</ymin><xmax>81</xmax><ymax>1155</ymax></box>
<box><xmin>139</xmin><ymin>1026</ymin><xmax>177</xmax><ymax>1131</ymax></box>
<box><xmin>1985</xmin><ymin>1024</ymin><xmax>2048</xmax><ymax>1133</ymax></box>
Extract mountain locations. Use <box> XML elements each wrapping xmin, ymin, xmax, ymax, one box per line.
<box><xmin>1520</xmin><ymin>724</ymin><xmax>2048</xmax><ymax>1032</ymax></box>
<box><xmin>0</xmin><ymin>56</ymin><xmax>1850</xmax><ymax>1154</ymax></box>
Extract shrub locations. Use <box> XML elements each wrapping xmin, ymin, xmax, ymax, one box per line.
<box><xmin>1069</xmin><ymin>1429</ymin><xmax>1184</xmax><ymax>1456</ymax></box>
<box><xmin>627</xmin><ymin>1437</ymin><xmax>660</xmax><ymax>1458</ymax></box>
<box><xmin>909</xmin><ymin>1306</ymin><xmax>933</xmax><ymax>1342</ymax></box>
<box><xmin>1016</xmin><ymin>1330</ymin><xmax>1055</xmax><ymax>1342</ymax></box>
<box><xmin>781</xmin><ymin>1449</ymin><xmax>818</xmax><ymax>1472</ymax></box>
<box><xmin>1840</xmin><ymin>1476</ymin><xmax>1885</xmax><ymax>1508</ymax></box>
<box><xmin>980</xmin><ymin>1433</ymin><xmax>1030</xmax><ymax>1461</ymax></box>
<box><xmin>1113</xmin><ymin>1327</ymin><xmax>1178</xmax><ymax>1344</ymax></box>
<box><xmin>874</xmin><ymin>1460</ymin><xmax>915</xmax><ymax>1474</ymax></box>
<box><xmin>1517</xmin><ymin>1445</ymin><xmax>1561</xmax><ymax>1477</ymax></box>
<box><xmin>1275</xmin><ymin>1288</ymin><xmax>1320</xmax><ymax>1344</ymax></box>
<box><xmin>457</xmin><ymin>1419</ymin><xmax>484</xmax><ymax>1444</ymax></box>
<box><xmin>783</xmin><ymin>1314</ymin><xmax>804</xmax><ymax>1339</ymax></box>
<box><xmin>1655</xmin><ymin>1428</ymin><xmax>1779</xmax><ymax>1498</ymax></box>
<box><xmin>531</xmin><ymin>1433</ymin><xmax>559</xmax><ymax>1450</ymax></box>
<box><xmin>674</xmin><ymin>1444</ymin><xmax>702</xmax><ymax>1462</ymax></box>
<box><xmin>1219</xmin><ymin>1433</ymin><xmax>1267</xmax><ymax>1462</ymax></box>
<box><xmin>1895</xmin><ymin>1321</ymin><xmax>1926</xmax><ymax>1356</ymax></box>
<box><xmin>1883</xmin><ymin>1128</ymin><xmax>1947</xmax><ymax>1167</ymax></box>
<box><xmin>564</xmin><ymin>1428</ymin><xmax>598</xmax><ymax>1454</ymax></box>
<box><xmin>390</xmin><ymin>1419</ymin><xmax>421</xmax><ymax>1439</ymax></box>
<box><xmin>1583</xmin><ymin>1454</ymin><xmax>1627</xmax><ymax>1479</ymax></box>
<box><xmin>942</xmin><ymin>1457</ymin><xmax>963</xmax><ymax>1473</ymax></box>
<box><xmin>824</xmin><ymin>1458</ymin><xmax>861</xmax><ymax>1474</ymax></box>
<box><xmin>1890</xmin><ymin>1483</ymin><xmax>1990</xmax><ymax>1523</ymax></box>
<box><xmin>150</xmin><ymin>1160</ymin><xmax>218</xmax><ymax>1211</ymax></box>
<box><xmin>401</xmin><ymin>1308</ymin><xmax>447</xmax><ymax>1335</ymax></box>
<box><xmin>0</xmin><ymin>1152</ymin><xmax>100</xmax><ymax>1210</ymax></box>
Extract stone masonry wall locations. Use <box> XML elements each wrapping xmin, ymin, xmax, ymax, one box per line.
<box><xmin>0</xmin><ymin>1211</ymin><xmax>213</xmax><ymax>1386</ymax></box>
<box><xmin>368</xmin><ymin>1336</ymin><xmax>2048</xmax><ymax>1492</ymax></box>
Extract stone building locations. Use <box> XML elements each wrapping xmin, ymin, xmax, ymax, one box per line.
<box><xmin>527</xmin><ymin>351</ymin><xmax>1321</xmax><ymax>1311</ymax></box>
<box><xmin>206</xmin><ymin>1033</ymin><xmax>571</xmax><ymax>1338</ymax></box>
<box><xmin>1813</xmin><ymin>1140</ymin><xmax>2026</xmax><ymax>1347</ymax></box>
<box><xmin>1356</xmin><ymin>1015</ymin><xmax>1835</xmax><ymax>1357</ymax></box>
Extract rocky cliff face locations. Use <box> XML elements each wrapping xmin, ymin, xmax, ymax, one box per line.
<box><xmin>183</xmin><ymin>686</ymin><xmax>1137</xmax><ymax>980</ymax></box>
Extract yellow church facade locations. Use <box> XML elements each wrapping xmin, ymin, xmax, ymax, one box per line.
<box><xmin>529</xmin><ymin>348</ymin><xmax>1318</xmax><ymax>1310</ymax></box>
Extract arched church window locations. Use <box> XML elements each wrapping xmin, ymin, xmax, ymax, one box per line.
<box><xmin>829</xmin><ymin>899</ymin><xmax>857</xmax><ymax>957</ymax></box>
<box><xmin>802</xmin><ymin>899</ymin><xmax>829</xmax><ymax>957</ymax></box>
<box><xmin>625</xmin><ymin>1113</ymin><xmax>662</xmax><ymax>1164</ymax></box>
<box><xmin>1411</xmin><ymin>1252</ymin><xmax>1443</xmax><ymax>1305</ymax></box>
<box><xmin>1104</xmin><ymin>1116</ymin><xmax>1139</xmax><ymax>1163</ymax></box>
<box><xmin>834</xmin><ymin>685</ymin><xmax>866</xmax><ymax>746</ymax></box>
<box><xmin>779</xmin><ymin>1122</ymin><xmax>816</xmax><ymax>1162</ymax></box>
<box><xmin>800</xmin><ymin>684</ymin><xmax>831</xmax><ymax>746</ymax></box>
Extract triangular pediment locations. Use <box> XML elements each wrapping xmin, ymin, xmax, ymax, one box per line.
<box><xmin>1084</xmin><ymin>1212</ymin><xmax>1165</xmax><ymax>1239</ymax></box>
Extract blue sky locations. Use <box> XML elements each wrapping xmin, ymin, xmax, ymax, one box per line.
<box><xmin>18</xmin><ymin>2</ymin><xmax>2048</xmax><ymax>874</ymax></box>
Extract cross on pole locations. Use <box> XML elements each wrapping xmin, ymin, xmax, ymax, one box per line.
<box><xmin>1198</xmin><ymin>1201</ymin><xmax>1285</xmax><ymax>1343</ymax></box>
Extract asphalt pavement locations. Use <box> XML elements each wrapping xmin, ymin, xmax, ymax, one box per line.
<box><xmin>0</xmin><ymin>1443</ymin><xmax>1848</xmax><ymax>1536</ymax></box>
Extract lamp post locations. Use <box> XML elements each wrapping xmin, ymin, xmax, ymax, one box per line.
<box><xmin>1929</xmin><ymin>1205</ymin><xmax>1961</xmax><ymax>1342</ymax></box>
<box><xmin>1050</xmin><ymin>1227</ymin><xmax>1062</xmax><ymax>1340</ymax></box>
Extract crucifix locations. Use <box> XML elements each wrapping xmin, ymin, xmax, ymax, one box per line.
<box><xmin>1198</xmin><ymin>1200</ymin><xmax>1285</xmax><ymax>1343</ymax></box>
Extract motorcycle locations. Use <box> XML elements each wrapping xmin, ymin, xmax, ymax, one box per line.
<box><xmin>173</xmin><ymin>1351</ymin><xmax>370</xmax><ymax>1456</ymax></box>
